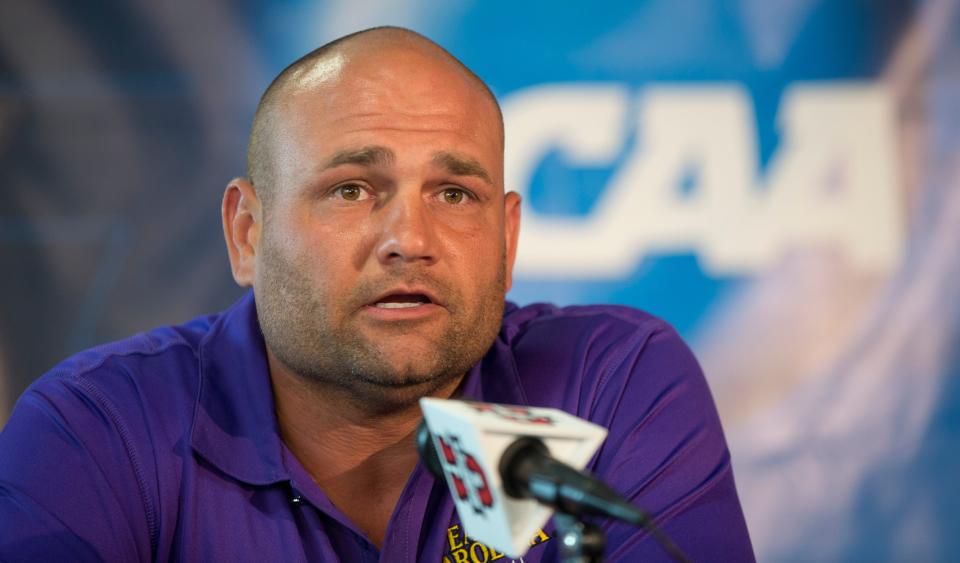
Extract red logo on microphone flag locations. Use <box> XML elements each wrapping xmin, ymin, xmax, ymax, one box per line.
<box><xmin>436</xmin><ymin>434</ymin><xmax>495</xmax><ymax>514</ymax></box>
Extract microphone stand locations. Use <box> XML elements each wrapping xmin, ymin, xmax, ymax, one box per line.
<box><xmin>554</xmin><ymin>512</ymin><xmax>606</xmax><ymax>563</ymax></box>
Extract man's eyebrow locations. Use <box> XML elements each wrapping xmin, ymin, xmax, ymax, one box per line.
<box><xmin>432</xmin><ymin>151</ymin><xmax>493</xmax><ymax>185</ymax></box>
<box><xmin>321</xmin><ymin>146</ymin><xmax>396</xmax><ymax>170</ymax></box>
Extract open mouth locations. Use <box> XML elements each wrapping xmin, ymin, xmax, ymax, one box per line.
<box><xmin>373</xmin><ymin>293</ymin><xmax>433</xmax><ymax>309</ymax></box>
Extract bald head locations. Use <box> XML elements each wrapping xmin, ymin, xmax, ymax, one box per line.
<box><xmin>245</xmin><ymin>27</ymin><xmax>503</xmax><ymax>202</ymax></box>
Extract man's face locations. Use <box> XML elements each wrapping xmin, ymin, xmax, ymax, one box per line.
<box><xmin>252</xmin><ymin>48</ymin><xmax>519</xmax><ymax>407</ymax></box>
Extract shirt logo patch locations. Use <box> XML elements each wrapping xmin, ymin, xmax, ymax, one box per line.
<box><xmin>441</xmin><ymin>524</ymin><xmax>551</xmax><ymax>563</ymax></box>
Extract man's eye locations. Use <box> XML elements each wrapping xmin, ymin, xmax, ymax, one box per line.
<box><xmin>441</xmin><ymin>188</ymin><xmax>468</xmax><ymax>205</ymax></box>
<box><xmin>333</xmin><ymin>184</ymin><xmax>368</xmax><ymax>201</ymax></box>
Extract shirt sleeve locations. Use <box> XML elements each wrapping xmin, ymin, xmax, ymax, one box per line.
<box><xmin>586</xmin><ymin>321</ymin><xmax>756</xmax><ymax>562</ymax></box>
<box><xmin>0</xmin><ymin>376</ymin><xmax>154</xmax><ymax>562</ymax></box>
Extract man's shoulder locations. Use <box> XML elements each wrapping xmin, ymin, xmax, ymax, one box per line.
<box><xmin>24</xmin><ymin>312</ymin><xmax>222</xmax><ymax>421</ymax></box>
<box><xmin>502</xmin><ymin>301</ymin><xmax>672</xmax><ymax>349</ymax></box>
<box><xmin>0</xmin><ymin>312</ymin><xmax>231</xmax><ymax>561</ymax></box>
<box><xmin>498</xmin><ymin>304</ymin><xmax>749</xmax><ymax>562</ymax></box>
<box><xmin>41</xmin><ymin>314</ymin><xmax>215</xmax><ymax>384</ymax></box>
<box><xmin>498</xmin><ymin>301</ymin><xmax>694</xmax><ymax>411</ymax></box>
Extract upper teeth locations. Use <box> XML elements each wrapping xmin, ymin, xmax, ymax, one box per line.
<box><xmin>375</xmin><ymin>302</ymin><xmax>424</xmax><ymax>309</ymax></box>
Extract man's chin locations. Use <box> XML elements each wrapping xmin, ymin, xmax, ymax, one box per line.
<box><xmin>358</xmin><ymin>337</ymin><xmax>447</xmax><ymax>372</ymax></box>
<box><xmin>341</xmin><ymin>367</ymin><xmax>463</xmax><ymax>414</ymax></box>
<box><xmin>352</xmin><ymin>367</ymin><xmax>449</xmax><ymax>390</ymax></box>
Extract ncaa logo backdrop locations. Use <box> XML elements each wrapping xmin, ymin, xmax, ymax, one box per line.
<box><xmin>1</xmin><ymin>1</ymin><xmax>959</xmax><ymax>561</ymax></box>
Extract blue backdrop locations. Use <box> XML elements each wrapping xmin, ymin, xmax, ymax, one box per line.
<box><xmin>2</xmin><ymin>1</ymin><xmax>958</xmax><ymax>560</ymax></box>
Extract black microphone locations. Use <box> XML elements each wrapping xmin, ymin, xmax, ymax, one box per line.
<box><xmin>417</xmin><ymin>421</ymin><xmax>647</xmax><ymax>524</ymax></box>
<box><xmin>498</xmin><ymin>435</ymin><xmax>653</xmax><ymax>526</ymax></box>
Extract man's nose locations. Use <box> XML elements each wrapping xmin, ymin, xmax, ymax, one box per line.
<box><xmin>374</xmin><ymin>191</ymin><xmax>438</xmax><ymax>265</ymax></box>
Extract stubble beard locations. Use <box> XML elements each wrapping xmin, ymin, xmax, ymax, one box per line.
<box><xmin>255</xmin><ymin>232</ymin><xmax>506</xmax><ymax>413</ymax></box>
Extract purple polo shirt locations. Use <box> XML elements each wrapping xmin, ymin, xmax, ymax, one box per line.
<box><xmin>0</xmin><ymin>292</ymin><xmax>754</xmax><ymax>562</ymax></box>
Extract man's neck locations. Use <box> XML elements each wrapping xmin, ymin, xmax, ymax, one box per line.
<box><xmin>267</xmin><ymin>353</ymin><xmax>463</xmax><ymax>548</ymax></box>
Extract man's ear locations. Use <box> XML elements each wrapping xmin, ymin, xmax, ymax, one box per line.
<box><xmin>503</xmin><ymin>191</ymin><xmax>522</xmax><ymax>293</ymax></box>
<box><xmin>222</xmin><ymin>178</ymin><xmax>262</xmax><ymax>287</ymax></box>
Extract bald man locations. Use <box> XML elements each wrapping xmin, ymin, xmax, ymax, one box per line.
<box><xmin>0</xmin><ymin>28</ymin><xmax>754</xmax><ymax>562</ymax></box>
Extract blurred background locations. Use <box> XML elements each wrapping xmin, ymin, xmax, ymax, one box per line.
<box><xmin>1</xmin><ymin>0</ymin><xmax>958</xmax><ymax>560</ymax></box>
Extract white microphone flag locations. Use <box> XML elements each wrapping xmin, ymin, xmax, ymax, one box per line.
<box><xmin>419</xmin><ymin>398</ymin><xmax>608</xmax><ymax>558</ymax></box>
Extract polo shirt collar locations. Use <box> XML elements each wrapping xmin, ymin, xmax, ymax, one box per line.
<box><xmin>190</xmin><ymin>291</ymin><xmax>288</xmax><ymax>485</ymax></box>
<box><xmin>460</xmin><ymin>302</ymin><xmax>529</xmax><ymax>407</ymax></box>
